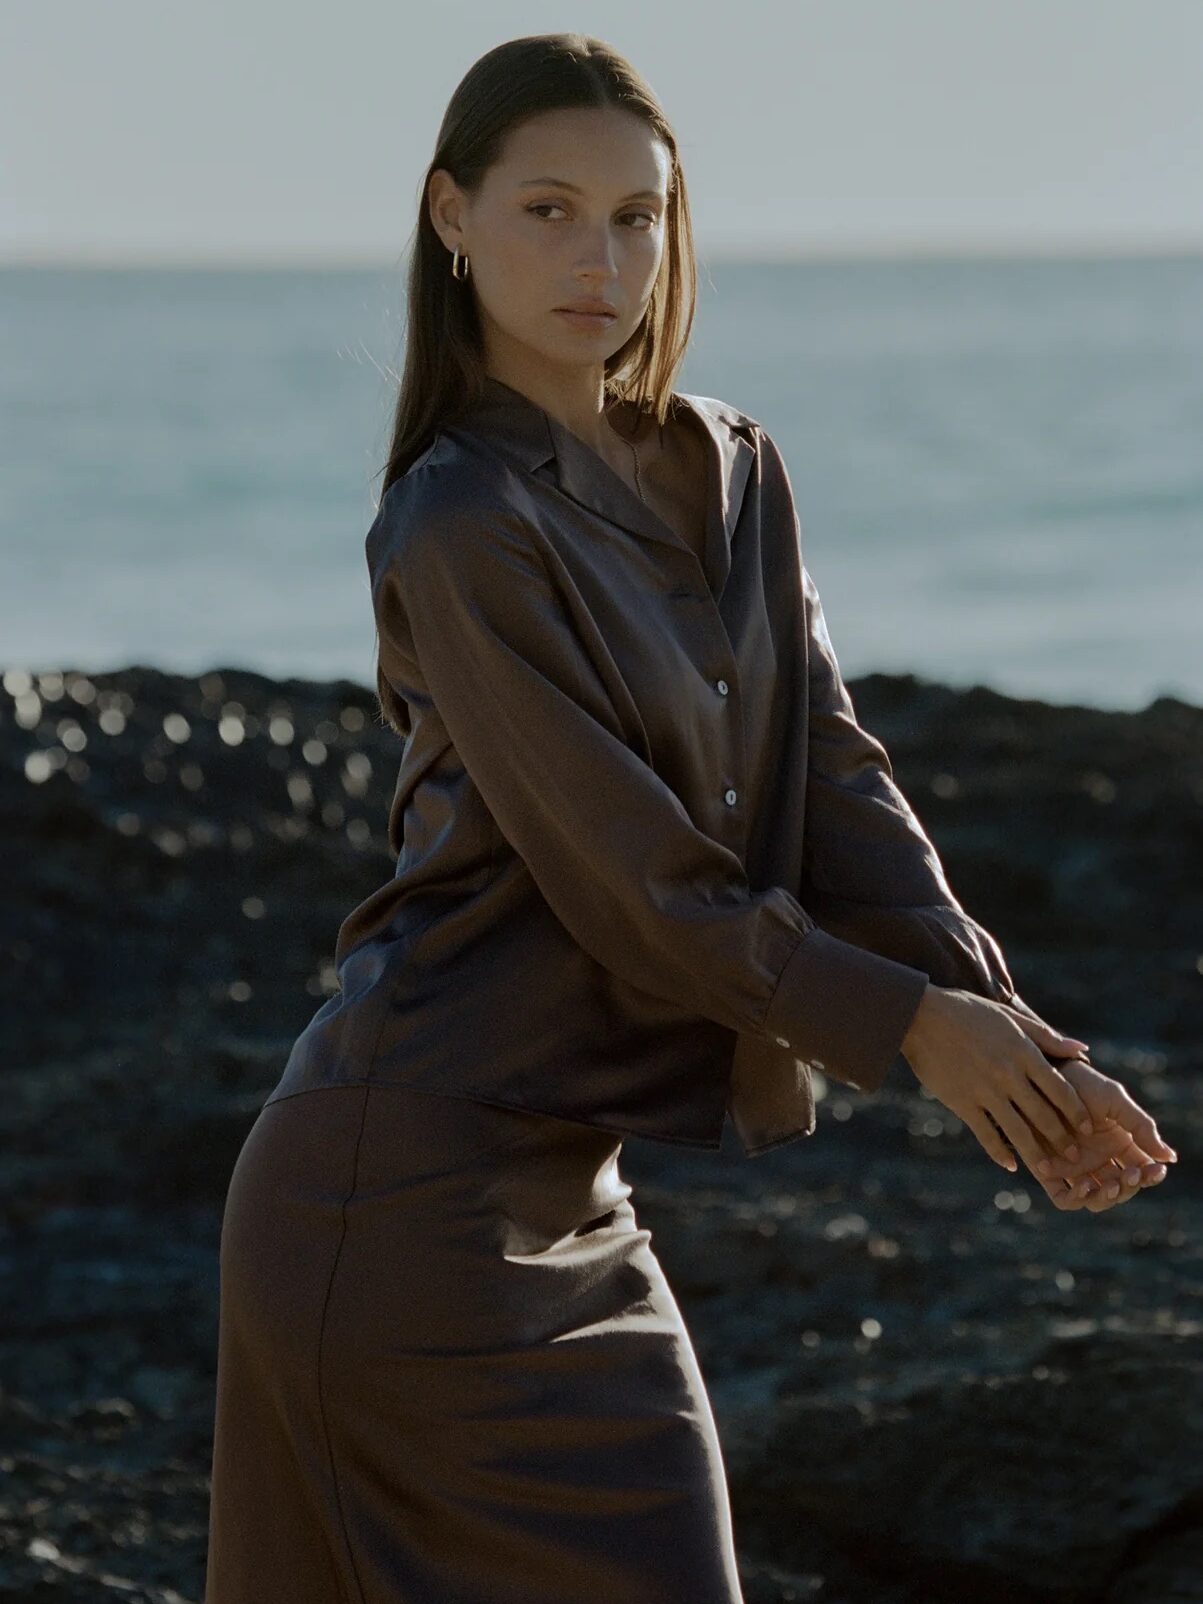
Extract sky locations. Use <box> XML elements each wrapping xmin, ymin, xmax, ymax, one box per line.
<box><xmin>3</xmin><ymin>0</ymin><xmax>1202</xmax><ymax>265</ymax></box>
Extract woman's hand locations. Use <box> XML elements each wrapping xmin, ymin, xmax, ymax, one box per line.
<box><xmin>901</xmin><ymin>986</ymin><xmax>1179</xmax><ymax>1209</ymax></box>
<box><xmin>1001</xmin><ymin>993</ymin><xmax>1177</xmax><ymax>1207</ymax></box>
<box><xmin>1024</xmin><ymin>1056</ymin><xmax>1176</xmax><ymax>1209</ymax></box>
<box><xmin>901</xmin><ymin>984</ymin><xmax>1100</xmax><ymax>1181</ymax></box>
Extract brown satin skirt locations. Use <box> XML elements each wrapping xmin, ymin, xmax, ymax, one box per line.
<box><xmin>203</xmin><ymin>1081</ymin><xmax>745</xmax><ymax>1603</ymax></box>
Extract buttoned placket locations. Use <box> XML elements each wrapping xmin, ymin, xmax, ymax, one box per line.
<box><xmin>655</xmin><ymin>501</ymin><xmax>751</xmax><ymax>866</ymax></box>
<box><xmin>669</xmin><ymin>500</ymin><xmax>795</xmax><ymax>1055</ymax></box>
<box><xmin>533</xmin><ymin>385</ymin><xmax>756</xmax><ymax>873</ymax></box>
<box><xmin>673</xmin><ymin>568</ymin><xmax>792</xmax><ymax>1056</ymax></box>
<box><xmin>653</xmin><ymin>408</ymin><xmax>751</xmax><ymax>864</ymax></box>
<box><xmin>672</xmin><ymin>433</ymin><xmax>794</xmax><ymax>1051</ymax></box>
<box><xmin>700</xmin><ymin>595</ymin><xmax>747</xmax><ymax>856</ymax></box>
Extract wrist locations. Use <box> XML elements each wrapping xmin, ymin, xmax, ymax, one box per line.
<box><xmin>901</xmin><ymin>981</ymin><xmax>942</xmax><ymax>1055</ymax></box>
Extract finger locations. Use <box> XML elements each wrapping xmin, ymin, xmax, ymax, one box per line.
<box><xmin>1035</xmin><ymin>1124</ymin><xmax>1134</xmax><ymax>1180</ymax></box>
<box><xmin>1042</xmin><ymin>1176</ymin><xmax>1090</xmax><ymax>1211</ymax></box>
<box><xmin>1075</xmin><ymin>1160</ymin><xmax>1119</xmax><ymax>1207</ymax></box>
<box><xmin>1046</xmin><ymin>1158</ymin><xmax>1114</xmax><ymax>1211</ymax></box>
<box><xmin>1008</xmin><ymin>1008</ymin><xmax>1091</xmax><ymax>1056</ymax></box>
<box><xmin>993</xmin><ymin>1087</ymin><xmax>1092</xmax><ymax>1182</ymax></box>
<box><xmin>1077</xmin><ymin>1157</ymin><xmax>1147</xmax><ymax>1211</ymax></box>
<box><xmin>1088</xmin><ymin>1117</ymin><xmax>1177</xmax><ymax>1177</ymax></box>
<box><xmin>1108</xmin><ymin>1085</ymin><xmax>1178</xmax><ymax>1162</ymax></box>
<box><xmin>1066</xmin><ymin>1133</ymin><xmax>1161</xmax><ymax>1194</ymax></box>
<box><xmin>1027</xmin><ymin>1128</ymin><xmax>1094</xmax><ymax>1210</ymax></box>
<box><xmin>1042</xmin><ymin>1169</ymin><xmax>1113</xmax><ymax>1211</ymax></box>
<box><xmin>1110</xmin><ymin>1135</ymin><xmax>1169</xmax><ymax>1191</ymax></box>
<box><xmin>1061</xmin><ymin>1159</ymin><xmax>1132</xmax><ymax>1189</ymax></box>
<box><xmin>1032</xmin><ymin>1142</ymin><xmax>1116</xmax><ymax>1206</ymax></box>
<box><xmin>1071</xmin><ymin>1145</ymin><xmax>1168</xmax><ymax>1201</ymax></box>
<box><xmin>1038</xmin><ymin>1148</ymin><xmax>1165</xmax><ymax>1211</ymax></box>
<box><xmin>1034</xmin><ymin>1158</ymin><xmax>1153</xmax><ymax>1214</ymax></box>
<box><xmin>1059</xmin><ymin>1063</ymin><xmax>1178</xmax><ymax>1165</ymax></box>
<box><xmin>966</xmin><ymin>1110</ymin><xmax>1023</xmax><ymax>1174</ymax></box>
<box><xmin>1019</xmin><ymin>1047</ymin><xmax>1095</xmax><ymax>1139</ymax></box>
<box><xmin>1025</xmin><ymin>1130</ymin><xmax>1088</xmax><ymax>1211</ymax></box>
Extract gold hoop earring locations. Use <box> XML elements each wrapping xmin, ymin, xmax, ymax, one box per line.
<box><xmin>451</xmin><ymin>246</ymin><xmax>470</xmax><ymax>281</ymax></box>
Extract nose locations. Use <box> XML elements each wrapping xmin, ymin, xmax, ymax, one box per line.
<box><xmin>572</xmin><ymin>221</ymin><xmax>622</xmax><ymax>276</ymax></box>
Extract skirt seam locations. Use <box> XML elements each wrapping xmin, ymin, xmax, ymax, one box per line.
<box><xmin>315</xmin><ymin>1082</ymin><xmax>373</xmax><ymax>1604</ymax></box>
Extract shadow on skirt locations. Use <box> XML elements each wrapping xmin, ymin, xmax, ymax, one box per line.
<box><xmin>203</xmin><ymin>1081</ymin><xmax>745</xmax><ymax>1604</ymax></box>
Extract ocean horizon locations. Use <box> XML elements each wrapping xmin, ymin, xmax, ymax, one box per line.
<box><xmin>4</xmin><ymin>255</ymin><xmax>1200</xmax><ymax>713</ymax></box>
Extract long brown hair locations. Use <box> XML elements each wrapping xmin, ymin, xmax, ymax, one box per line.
<box><xmin>370</xmin><ymin>32</ymin><xmax>699</xmax><ymax>737</ymax></box>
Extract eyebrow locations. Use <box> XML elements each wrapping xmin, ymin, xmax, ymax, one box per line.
<box><xmin>517</xmin><ymin>177</ymin><xmax>666</xmax><ymax>204</ymax></box>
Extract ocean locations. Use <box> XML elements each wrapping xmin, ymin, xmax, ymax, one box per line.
<box><xmin>3</xmin><ymin>255</ymin><xmax>1199</xmax><ymax>711</ymax></box>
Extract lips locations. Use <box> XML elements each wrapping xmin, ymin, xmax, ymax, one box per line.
<box><xmin>556</xmin><ymin>303</ymin><xmax>617</xmax><ymax>317</ymax></box>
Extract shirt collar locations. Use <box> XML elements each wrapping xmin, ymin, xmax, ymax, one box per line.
<box><xmin>450</xmin><ymin>373</ymin><xmax>755</xmax><ymax>596</ymax></box>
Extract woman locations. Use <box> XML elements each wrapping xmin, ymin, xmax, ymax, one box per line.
<box><xmin>204</xmin><ymin>33</ymin><xmax>1176</xmax><ymax>1604</ymax></box>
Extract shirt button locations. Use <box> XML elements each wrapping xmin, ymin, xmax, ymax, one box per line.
<box><xmin>716</xmin><ymin>678</ymin><xmax>729</xmax><ymax>696</ymax></box>
<box><xmin>724</xmin><ymin>788</ymin><xmax>737</xmax><ymax>805</ymax></box>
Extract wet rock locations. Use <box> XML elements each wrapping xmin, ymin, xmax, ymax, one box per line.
<box><xmin>1</xmin><ymin>663</ymin><xmax>1198</xmax><ymax>1602</ymax></box>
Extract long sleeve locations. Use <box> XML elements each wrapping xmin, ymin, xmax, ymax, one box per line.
<box><xmin>370</xmin><ymin>477</ymin><xmax>931</xmax><ymax>1092</ymax></box>
<box><xmin>797</xmin><ymin>557</ymin><xmax>1017</xmax><ymax>1010</ymax></box>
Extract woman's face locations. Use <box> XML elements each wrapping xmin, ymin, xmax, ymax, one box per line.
<box><xmin>430</xmin><ymin>106</ymin><xmax>671</xmax><ymax>377</ymax></box>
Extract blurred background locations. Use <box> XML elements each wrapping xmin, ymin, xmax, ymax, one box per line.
<box><xmin>2</xmin><ymin>7</ymin><xmax>1201</xmax><ymax>1603</ymax></box>
<box><xmin>3</xmin><ymin>0</ymin><xmax>1201</xmax><ymax>707</ymax></box>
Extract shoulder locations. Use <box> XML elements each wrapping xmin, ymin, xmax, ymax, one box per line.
<box><xmin>676</xmin><ymin>390</ymin><xmax>795</xmax><ymax>487</ymax></box>
<box><xmin>674</xmin><ymin>390</ymin><xmax>762</xmax><ymax>438</ymax></box>
<box><xmin>369</xmin><ymin>433</ymin><xmax>540</xmax><ymax>570</ymax></box>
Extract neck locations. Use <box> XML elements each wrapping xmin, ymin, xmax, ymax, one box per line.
<box><xmin>481</xmin><ymin>359</ymin><xmax>655</xmax><ymax>462</ymax></box>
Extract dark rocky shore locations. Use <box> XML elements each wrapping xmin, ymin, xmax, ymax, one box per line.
<box><xmin>1</xmin><ymin>662</ymin><xmax>1199</xmax><ymax>1604</ymax></box>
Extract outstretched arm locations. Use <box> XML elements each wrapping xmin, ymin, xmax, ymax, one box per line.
<box><xmin>792</xmin><ymin>550</ymin><xmax>1174</xmax><ymax>1206</ymax></box>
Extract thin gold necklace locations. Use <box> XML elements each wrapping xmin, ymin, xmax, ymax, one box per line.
<box><xmin>607</xmin><ymin>398</ymin><xmax>646</xmax><ymax>503</ymax></box>
<box><xmin>626</xmin><ymin>434</ymin><xmax>644</xmax><ymax>502</ymax></box>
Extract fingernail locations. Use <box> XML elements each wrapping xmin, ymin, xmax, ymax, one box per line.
<box><xmin>1106</xmin><ymin>1181</ymin><xmax>1120</xmax><ymax>1199</ymax></box>
<box><xmin>1122</xmin><ymin>1168</ymin><xmax>1141</xmax><ymax>1187</ymax></box>
<box><xmin>1079</xmin><ymin>1121</ymin><xmax>1094</xmax><ymax>1135</ymax></box>
<box><xmin>1068</xmin><ymin>1039</ymin><xmax>1090</xmax><ymax>1050</ymax></box>
<box><xmin>1037</xmin><ymin>1159</ymin><xmax>1052</xmax><ymax>1176</ymax></box>
<box><xmin>1065</xmin><ymin>1144</ymin><xmax>1080</xmax><ymax>1161</ymax></box>
<box><xmin>1146</xmin><ymin>1164</ymin><xmax>1167</xmax><ymax>1183</ymax></box>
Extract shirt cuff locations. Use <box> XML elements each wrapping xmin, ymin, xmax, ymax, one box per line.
<box><xmin>762</xmin><ymin>925</ymin><xmax>931</xmax><ymax>1094</ymax></box>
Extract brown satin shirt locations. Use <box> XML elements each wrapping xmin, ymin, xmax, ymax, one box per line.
<box><xmin>263</xmin><ymin>373</ymin><xmax>1017</xmax><ymax>1156</ymax></box>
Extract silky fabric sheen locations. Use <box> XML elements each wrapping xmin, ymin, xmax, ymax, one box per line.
<box><xmin>264</xmin><ymin>375</ymin><xmax>1018</xmax><ymax>1158</ymax></box>
<box><xmin>203</xmin><ymin>1081</ymin><xmax>745</xmax><ymax>1604</ymax></box>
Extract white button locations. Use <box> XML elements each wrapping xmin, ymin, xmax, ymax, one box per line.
<box><xmin>775</xmin><ymin>1035</ymin><xmax>790</xmax><ymax>1048</ymax></box>
<box><xmin>716</xmin><ymin>678</ymin><xmax>729</xmax><ymax>695</ymax></box>
<box><xmin>724</xmin><ymin>788</ymin><xmax>737</xmax><ymax>805</ymax></box>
